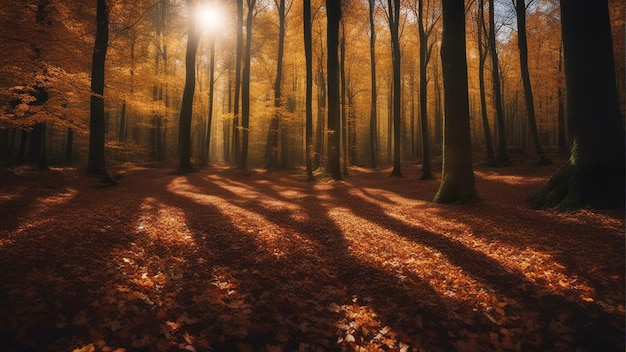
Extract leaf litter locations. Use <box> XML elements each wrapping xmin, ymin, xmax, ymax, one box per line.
<box><xmin>0</xmin><ymin>159</ymin><xmax>623</xmax><ymax>351</ymax></box>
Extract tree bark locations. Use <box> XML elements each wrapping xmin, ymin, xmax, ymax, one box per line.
<box><xmin>304</xmin><ymin>0</ymin><xmax>313</xmax><ymax>180</ymax></box>
<box><xmin>326</xmin><ymin>0</ymin><xmax>342</xmax><ymax>180</ymax></box>
<box><xmin>177</xmin><ymin>0</ymin><xmax>200</xmax><ymax>172</ymax></box>
<box><xmin>87</xmin><ymin>0</ymin><xmax>111</xmax><ymax>179</ymax></box>
<box><xmin>233</xmin><ymin>0</ymin><xmax>244</xmax><ymax>164</ymax></box>
<box><xmin>515</xmin><ymin>0</ymin><xmax>550</xmax><ymax>165</ymax></box>
<box><xmin>477</xmin><ymin>0</ymin><xmax>495</xmax><ymax>163</ymax></box>
<box><xmin>265</xmin><ymin>0</ymin><xmax>286</xmax><ymax>168</ymax></box>
<box><xmin>418</xmin><ymin>0</ymin><xmax>434</xmax><ymax>179</ymax></box>
<box><xmin>488</xmin><ymin>0</ymin><xmax>509</xmax><ymax>165</ymax></box>
<box><xmin>531</xmin><ymin>0</ymin><xmax>624</xmax><ymax>210</ymax></box>
<box><xmin>388</xmin><ymin>0</ymin><xmax>402</xmax><ymax>177</ymax></box>
<box><xmin>433</xmin><ymin>0</ymin><xmax>477</xmax><ymax>204</ymax></box>
<box><xmin>368</xmin><ymin>0</ymin><xmax>378</xmax><ymax>169</ymax></box>
<box><xmin>240</xmin><ymin>0</ymin><xmax>256</xmax><ymax>170</ymax></box>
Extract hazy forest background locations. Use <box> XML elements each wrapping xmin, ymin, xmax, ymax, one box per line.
<box><xmin>1</xmin><ymin>0</ymin><xmax>623</xmax><ymax>177</ymax></box>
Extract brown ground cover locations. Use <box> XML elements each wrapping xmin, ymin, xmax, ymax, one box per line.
<box><xmin>0</xmin><ymin>155</ymin><xmax>623</xmax><ymax>351</ymax></box>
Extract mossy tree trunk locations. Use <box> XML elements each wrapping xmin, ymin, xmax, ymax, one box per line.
<box><xmin>531</xmin><ymin>0</ymin><xmax>624</xmax><ymax>210</ymax></box>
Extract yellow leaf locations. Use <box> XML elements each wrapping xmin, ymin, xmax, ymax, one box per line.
<box><xmin>581</xmin><ymin>296</ymin><xmax>594</xmax><ymax>302</ymax></box>
<box><xmin>558</xmin><ymin>280</ymin><xmax>569</xmax><ymax>288</ymax></box>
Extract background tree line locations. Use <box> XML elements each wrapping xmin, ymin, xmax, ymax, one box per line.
<box><xmin>0</xmin><ymin>0</ymin><xmax>623</xmax><ymax>208</ymax></box>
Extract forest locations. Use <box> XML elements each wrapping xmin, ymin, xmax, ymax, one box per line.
<box><xmin>0</xmin><ymin>0</ymin><xmax>624</xmax><ymax>351</ymax></box>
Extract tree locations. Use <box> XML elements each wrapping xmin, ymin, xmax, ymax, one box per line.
<box><xmin>233</xmin><ymin>0</ymin><xmax>244</xmax><ymax>164</ymax></box>
<box><xmin>326</xmin><ymin>0</ymin><xmax>342</xmax><ymax>180</ymax></box>
<box><xmin>514</xmin><ymin>0</ymin><xmax>550</xmax><ymax>165</ymax></box>
<box><xmin>240</xmin><ymin>0</ymin><xmax>256</xmax><ymax>170</ymax></box>
<box><xmin>387</xmin><ymin>0</ymin><xmax>402</xmax><ymax>177</ymax></box>
<box><xmin>368</xmin><ymin>0</ymin><xmax>378</xmax><ymax>169</ymax></box>
<box><xmin>531</xmin><ymin>0</ymin><xmax>624</xmax><ymax>210</ymax></box>
<box><xmin>265</xmin><ymin>0</ymin><xmax>288</xmax><ymax>168</ymax></box>
<box><xmin>415</xmin><ymin>0</ymin><xmax>438</xmax><ymax>180</ymax></box>
<box><xmin>87</xmin><ymin>0</ymin><xmax>113</xmax><ymax>179</ymax></box>
<box><xmin>488</xmin><ymin>0</ymin><xmax>509</xmax><ymax>165</ymax></box>
<box><xmin>304</xmin><ymin>0</ymin><xmax>314</xmax><ymax>180</ymax></box>
<box><xmin>177</xmin><ymin>0</ymin><xmax>201</xmax><ymax>172</ymax></box>
<box><xmin>433</xmin><ymin>0</ymin><xmax>477</xmax><ymax>204</ymax></box>
<box><xmin>477</xmin><ymin>0</ymin><xmax>495</xmax><ymax>163</ymax></box>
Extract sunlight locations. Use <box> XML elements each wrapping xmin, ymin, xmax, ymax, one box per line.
<box><xmin>196</xmin><ymin>2</ymin><xmax>225</xmax><ymax>34</ymax></box>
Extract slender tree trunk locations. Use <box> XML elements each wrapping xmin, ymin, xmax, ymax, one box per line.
<box><xmin>418</xmin><ymin>0</ymin><xmax>433</xmax><ymax>179</ymax></box>
<box><xmin>434</xmin><ymin>0</ymin><xmax>477</xmax><ymax>203</ymax></box>
<box><xmin>556</xmin><ymin>41</ymin><xmax>567</xmax><ymax>154</ymax></box>
<box><xmin>240</xmin><ymin>0</ymin><xmax>256</xmax><ymax>169</ymax></box>
<box><xmin>66</xmin><ymin>127</ymin><xmax>73</xmax><ymax>163</ymax></box>
<box><xmin>315</xmin><ymin>59</ymin><xmax>326</xmax><ymax>170</ymax></box>
<box><xmin>340</xmin><ymin>21</ymin><xmax>348</xmax><ymax>175</ymax></box>
<box><xmin>478</xmin><ymin>0</ymin><xmax>495</xmax><ymax>163</ymax></box>
<box><xmin>177</xmin><ymin>0</ymin><xmax>200</xmax><ymax>172</ymax></box>
<box><xmin>204</xmin><ymin>38</ymin><xmax>216</xmax><ymax>165</ymax></box>
<box><xmin>368</xmin><ymin>0</ymin><xmax>378</xmax><ymax>169</ymax></box>
<box><xmin>326</xmin><ymin>0</ymin><xmax>342</xmax><ymax>180</ymax></box>
<box><xmin>304</xmin><ymin>0</ymin><xmax>314</xmax><ymax>180</ymax></box>
<box><xmin>389</xmin><ymin>0</ymin><xmax>402</xmax><ymax>177</ymax></box>
<box><xmin>265</xmin><ymin>0</ymin><xmax>286</xmax><ymax>168</ymax></box>
<box><xmin>233</xmin><ymin>0</ymin><xmax>244</xmax><ymax>164</ymax></box>
<box><xmin>488</xmin><ymin>0</ymin><xmax>509</xmax><ymax>165</ymax></box>
<box><xmin>516</xmin><ymin>0</ymin><xmax>550</xmax><ymax>165</ymax></box>
<box><xmin>531</xmin><ymin>0</ymin><xmax>624</xmax><ymax>210</ymax></box>
<box><xmin>87</xmin><ymin>0</ymin><xmax>111</xmax><ymax>179</ymax></box>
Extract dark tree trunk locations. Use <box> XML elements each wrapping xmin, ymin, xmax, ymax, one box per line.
<box><xmin>488</xmin><ymin>0</ymin><xmax>509</xmax><ymax>165</ymax></box>
<box><xmin>531</xmin><ymin>0</ymin><xmax>624</xmax><ymax>210</ymax></box>
<box><xmin>326</xmin><ymin>0</ymin><xmax>342</xmax><ymax>180</ymax></box>
<box><xmin>304</xmin><ymin>0</ymin><xmax>314</xmax><ymax>180</ymax></box>
<box><xmin>433</xmin><ymin>0</ymin><xmax>477</xmax><ymax>204</ymax></box>
<box><xmin>477</xmin><ymin>0</ymin><xmax>495</xmax><ymax>163</ymax></box>
<box><xmin>556</xmin><ymin>42</ymin><xmax>567</xmax><ymax>154</ymax></box>
<box><xmin>418</xmin><ymin>0</ymin><xmax>433</xmax><ymax>179</ymax></box>
<box><xmin>177</xmin><ymin>0</ymin><xmax>200</xmax><ymax>172</ymax></box>
<box><xmin>388</xmin><ymin>0</ymin><xmax>402</xmax><ymax>177</ymax></box>
<box><xmin>368</xmin><ymin>0</ymin><xmax>378</xmax><ymax>169</ymax></box>
<box><xmin>87</xmin><ymin>0</ymin><xmax>112</xmax><ymax>180</ymax></box>
<box><xmin>340</xmin><ymin>22</ymin><xmax>348</xmax><ymax>175</ymax></box>
<box><xmin>204</xmin><ymin>39</ymin><xmax>216</xmax><ymax>165</ymax></box>
<box><xmin>315</xmin><ymin>60</ymin><xmax>326</xmax><ymax>170</ymax></box>
<box><xmin>516</xmin><ymin>0</ymin><xmax>550</xmax><ymax>165</ymax></box>
<box><xmin>240</xmin><ymin>0</ymin><xmax>256</xmax><ymax>170</ymax></box>
<box><xmin>265</xmin><ymin>0</ymin><xmax>286</xmax><ymax>168</ymax></box>
<box><xmin>233</xmin><ymin>0</ymin><xmax>244</xmax><ymax>164</ymax></box>
<box><xmin>66</xmin><ymin>127</ymin><xmax>74</xmax><ymax>163</ymax></box>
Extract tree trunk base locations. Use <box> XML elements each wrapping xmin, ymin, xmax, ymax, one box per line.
<box><xmin>530</xmin><ymin>162</ymin><xmax>624</xmax><ymax>210</ymax></box>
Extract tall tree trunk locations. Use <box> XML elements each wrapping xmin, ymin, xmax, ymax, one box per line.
<box><xmin>488</xmin><ymin>0</ymin><xmax>509</xmax><ymax>165</ymax></box>
<box><xmin>304</xmin><ymin>0</ymin><xmax>314</xmax><ymax>180</ymax></box>
<box><xmin>368</xmin><ymin>0</ymin><xmax>378</xmax><ymax>169</ymax></box>
<box><xmin>66</xmin><ymin>127</ymin><xmax>74</xmax><ymax>163</ymax></box>
<box><xmin>87</xmin><ymin>0</ymin><xmax>111</xmax><ymax>179</ymax></box>
<box><xmin>388</xmin><ymin>0</ymin><xmax>402</xmax><ymax>177</ymax></box>
<box><xmin>418</xmin><ymin>0</ymin><xmax>434</xmax><ymax>179</ymax></box>
<box><xmin>516</xmin><ymin>0</ymin><xmax>550</xmax><ymax>165</ymax></box>
<box><xmin>434</xmin><ymin>0</ymin><xmax>477</xmax><ymax>204</ymax></box>
<box><xmin>340</xmin><ymin>21</ymin><xmax>348</xmax><ymax>175</ymax></box>
<box><xmin>233</xmin><ymin>0</ymin><xmax>244</xmax><ymax>164</ymax></box>
<box><xmin>531</xmin><ymin>0</ymin><xmax>624</xmax><ymax>210</ymax></box>
<box><xmin>326</xmin><ymin>0</ymin><xmax>342</xmax><ymax>180</ymax></box>
<box><xmin>477</xmin><ymin>0</ymin><xmax>495</xmax><ymax>163</ymax></box>
<box><xmin>240</xmin><ymin>0</ymin><xmax>256</xmax><ymax>169</ymax></box>
<box><xmin>265</xmin><ymin>0</ymin><xmax>286</xmax><ymax>168</ymax></box>
<box><xmin>556</xmin><ymin>41</ymin><xmax>567</xmax><ymax>154</ymax></box>
<box><xmin>315</xmin><ymin>59</ymin><xmax>326</xmax><ymax>170</ymax></box>
<box><xmin>177</xmin><ymin>0</ymin><xmax>200</xmax><ymax>172</ymax></box>
<box><xmin>204</xmin><ymin>38</ymin><xmax>216</xmax><ymax>165</ymax></box>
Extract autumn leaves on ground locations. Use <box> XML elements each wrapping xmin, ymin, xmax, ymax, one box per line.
<box><xmin>0</xmin><ymin>156</ymin><xmax>623</xmax><ymax>352</ymax></box>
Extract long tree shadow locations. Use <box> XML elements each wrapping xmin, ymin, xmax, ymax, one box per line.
<box><xmin>331</xmin><ymin>183</ymin><xmax>624</xmax><ymax>351</ymax></box>
<box><xmin>174</xmin><ymin>170</ymin><xmax>462</xmax><ymax>351</ymax></box>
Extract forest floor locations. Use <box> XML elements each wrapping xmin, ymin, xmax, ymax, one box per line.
<box><xmin>0</xmin><ymin>153</ymin><xmax>624</xmax><ymax>352</ymax></box>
